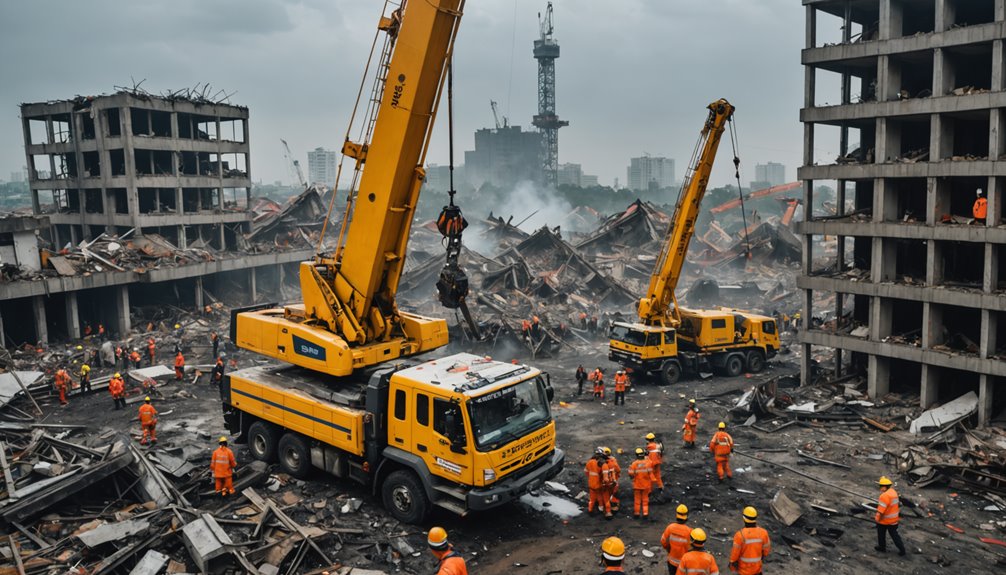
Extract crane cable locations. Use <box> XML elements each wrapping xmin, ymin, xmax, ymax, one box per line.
<box><xmin>728</xmin><ymin>118</ymin><xmax>752</xmax><ymax>260</ymax></box>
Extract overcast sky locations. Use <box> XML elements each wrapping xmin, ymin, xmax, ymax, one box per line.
<box><xmin>0</xmin><ymin>0</ymin><xmax>813</xmax><ymax>189</ymax></box>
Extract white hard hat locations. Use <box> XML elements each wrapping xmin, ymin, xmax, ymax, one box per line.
<box><xmin>977</xmin><ymin>188</ymin><xmax>984</xmax><ymax>196</ymax></box>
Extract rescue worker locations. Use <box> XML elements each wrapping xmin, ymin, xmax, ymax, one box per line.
<box><xmin>974</xmin><ymin>188</ymin><xmax>988</xmax><ymax>225</ymax></box>
<box><xmin>646</xmin><ymin>432</ymin><xmax>665</xmax><ymax>492</ymax></box>
<box><xmin>138</xmin><ymin>396</ymin><xmax>158</xmax><ymax>445</ymax></box>
<box><xmin>599</xmin><ymin>536</ymin><xmax>626</xmax><ymax>574</ymax></box>
<box><xmin>211</xmin><ymin>331</ymin><xmax>220</xmax><ymax>359</ymax></box>
<box><xmin>729</xmin><ymin>507</ymin><xmax>771</xmax><ymax>575</ymax></box>
<box><xmin>600</xmin><ymin>448</ymin><xmax>618</xmax><ymax>519</ymax></box>
<box><xmin>579</xmin><ymin>311</ymin><xmax>588</xmax><ymax>330</ymax></box>
<box><xmin>576</xmin><ymin>364</ymin><xmax>587</xmax><ymax>395</ymax></box>
<box><xmin>212</xmin><ymin>356</ymin><xmax>226</xmax><ymax>399</ymax></box>
<box><xmin>589</xmin><ymin>314</ymin><xmax>598</xmax><ymax>334</ymax></box>
<box><xmin>147</xmin><ymin>338</ymin><xmax>156</xmax><ymax>366</ymax></box>
<box><xmin>603</xmin><ymin>447</ymin><xmax>621</xmax><ymax>512</ymax></box>
<box><xmin>585</xmin><ymin>448</ymin><xmax>605</xmax><ymax>516</ymax></box>
<box><xmin>661</xmin><ymin>505</ymin><xmax>693</xmax><ymax>575</ymax></box>
<box><xmin>590</xmin><ymin>367</ymin><xmax>605</xmax><ymax>400</ymax></box>
<box><xmin>521</xmin><ymin>319</ymin><xmax>531</xmax><ymax>341</ymax></box>
<box><xmin>676</xmin><ymin>529</ymin><xmax>720</xmax><ymax>575</ymax></box>
<box><xmin>628</xmin><ymin>447</ymin><xmax>656</xmax><ymax>520</ymax></box>
<box><xmin>53</xmin><ymin>368</ymin><xmax>70</xmax><ymax>405</ymax></box>
<box><xmin>613</xmin><ymin>370</ymin><xmax>629</xmax><ymax>406</ymax></box>
<box><xmin>115</xmin><ymin>345</ymin><xmax>126</xmax><ymax>370</ymax></box>
<box><xmin>428</xmin><ymin>527</ymin><xmax>467</xmax><ymax>575</ymax></box>
<box><xmin>97</xmin><ymin>323</ymin><xmax>105</xmax><ymax>340</ymax></box>
<box><xmin>211</xmin><ymin>436</ymin><xmax>237</xmax><ymax>496</ymax></box>
<box><xmin>875</xmin><ymin>476</ymin><xmax>906</xmax><ymax>556</ymax></box>
<box><xmin>79</xmin><ymin>363</ymin><xmax>92</xmax><ymax>394</ymax></box>
<box><xmin>129</xmin><ymin>348</ymin><xmax>142</xmax><ymax>369</ymax></box>
<box><xmin>530</xmin><ymin>315</ymin><xmax>542</xmax><ymax>340</ymax></box>
<box><xmin>682</xmin><ymin>399</ymin><xmax>700</xmax><ymax>448</ymax></box>
<box><xmin>709</xmin><ymin>422</ymin><xmax>734</xmax><ymax>482</ymax></box>
<box><xmin>174</xmin><ymin>351</ymin><xmax>185</xmax><ymax>381</ymax></box>
<box><xmin>84</xmin><ymin>323</ymin><xmax>93</xmax><ymax>337</ymax></box>
<box><xmin>109</xmin><ymin>372</ymin><xmax>126</xmax><ymax>410</ymax></box>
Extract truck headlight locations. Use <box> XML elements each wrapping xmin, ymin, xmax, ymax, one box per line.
<box><xmin>483</xmin><ymin>468</ymin><xmax>496</xmax><ymax>482</ymax></box>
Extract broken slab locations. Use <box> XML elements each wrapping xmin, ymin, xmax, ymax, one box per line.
<box><xmin>770</xmin><ymin>490</ymin><xmax>802</xmax><ymax>526</ymax></box>
<box><xmin>128</xmin><ymin>549</ymin><xmax>170</xmax><ymax>575</ymax></box>
<box><xmin>181</xmin><ymin>514</ymin><xmax>234</xmax><ymax>572</ymax></box>
<box><xmin>910</xmin><ymin>391</ymin><xmax>978</xmax><ymax>434</ymax></box>
<box><xmin>0</xmin><ymin>371</ymin><xmax>43</xmax><ymax>407</ymax></box>
<box><xmin>77</xmin><ymin>518</ymin><xmax>150</xmax><ymax>547</ymax></box>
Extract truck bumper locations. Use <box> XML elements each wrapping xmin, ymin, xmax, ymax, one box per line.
<box><xmin>466</xmin><ymin>448</ymin><xmax>565</xmax><ymax>511</ymax></box>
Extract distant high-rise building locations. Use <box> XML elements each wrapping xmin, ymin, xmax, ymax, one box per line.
<box><xmin>754</xmin><ymin>162</ymin><xmax>786</xmax><ymax>188</ymax></box>
<box><xmin>557</xmin><ymin>163</ymin><xmax>599</xmax><ymax>188</ymax></box>
<box><xmin>9</xmin><ymin>168</ymin><xmax>27</xmax><ymax>183</ymax></box>
<box><xmin>627</xmin><ymin>156</ymin><xmax>675</xmax><ymax>191</ymax></box>
<box><xmin>307</xmin><ymin>147</ymin><xmax>337</xmax><ymax>187</ymax></box>
<box><xmin>463</xmin><ymin>125</ymin><xmax>542</xmax><ymax>189</ymax></box>
<box><xmin>581</xmin><ymin>174</ymin><xmax>599</xmax><ymax>187</ymax></box>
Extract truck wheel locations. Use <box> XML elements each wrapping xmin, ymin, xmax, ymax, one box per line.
<box><xmin>746</xmin><ymin>350</ymin><xmax>766</xmax><ymax>373</ymax></box>
<box><xmin>659</xmin><ymin>362</ymin><xmax>681</xmax><ymax>386</ymax></box>
<box><xmin>247</xmin><ymin>421</ymin><xmax>279</xmax><ymax>462</ymax></box>
<box><xmin>723</xmin><ymin>354</ymin><xmax>744</xmax><ymax>377</ymax></box>
<box><xmin>277</xmin><ymin>433</ymin><xmax>312</xmax><ymax>479</ymax></box>
<box><xmin>382</xmin><ymin>470</ymin><xmax>431</xmax><ymax>524</ymax></box>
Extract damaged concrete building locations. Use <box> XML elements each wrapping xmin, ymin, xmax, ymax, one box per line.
<box><xmin>799</xmin><ymin>0</ymin><xmax>1006</xmax><ymax>424</ymax></box>
<box><xmin>0</xmin><ymin>90</ymin><xmax>314</xmax><ymax>345</ymax></box>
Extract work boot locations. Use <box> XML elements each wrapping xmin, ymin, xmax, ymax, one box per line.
<box><xmin>874</xmin><ymin>546</ymin><xmax>885</xmax><ymax>553</ymax></box>
<box><xmin>898</xmin><ymin>549</ymin><xmax>906</xmax><ymax>557</ymax></box>
<box><xmin>605</xmin><ymin>512</ymin><xmax>613</xmax><ymax>520</ymax></box>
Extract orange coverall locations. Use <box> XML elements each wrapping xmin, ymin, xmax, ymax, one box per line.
<box><xmin>138</xmin><ymin>403</ymin><xmax>158</xmax><ymax>444</ymax></box>
<box><xmin>212</xmin><ymin>445</ymin><xmax>237</xmax><ymax>495</ymax></box>
<box><xmin>627</xmin><ymin>457</ymin><xmax>657</xmax><ymax>518</ymax></box>
<box><xmin>709</xmin><ymin>430</ymin><xmax>734</xmax><ymax>480</ymax></box>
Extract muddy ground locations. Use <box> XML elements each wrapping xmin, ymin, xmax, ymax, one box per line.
<box><xmin>36</xmin><ymin>333</ymin><xmax>1006</xmax><ymax>574</ymax></box>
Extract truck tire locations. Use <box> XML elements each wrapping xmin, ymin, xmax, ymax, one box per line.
<box><xmin>277</xmin><ymin>433</ymin><xmax>312</xmax><ymax>479</ymax></box>
<box><xmin>746</xmin><ymin>350</ymin><xmax>766</xmax><ymax>373</ymax></box>
<box><xmin>659</xmin><ymin>361</ymin><xmax>681</xmax><ymax>385</ymax></box>
<box><xmin>723</xmin><ymin>354</ymin><xmax>744</xmax><ymax>377</ymax></box>
<box><xmin>247</xmin><ymin>421</ymin><xmax>279</xmax><ymax>462</ymax></box>
<box><xmin>381</xmin><ymin>469</ymin><xmax>431</xmax><ymax>524</ymax></box>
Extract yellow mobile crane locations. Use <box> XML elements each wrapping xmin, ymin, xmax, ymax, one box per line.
<box><xmin>609</xmin><ymin>99</ymin><xmax>780</xmax><ymax>385</ymax></box>
<box><xmin>223</xmin><ymin>0</ymin><xmax>563</xmax><ymax>523</ymax></box>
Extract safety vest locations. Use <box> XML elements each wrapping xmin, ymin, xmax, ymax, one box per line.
<box><xmin>974</xmin><ymin>197</ymin><xmax>988</xmax><ymax>219</ymax></box>
<box><xmin>601</xmin><ymin>459</ymin><xmax>618</xmax><ymax>487</ymax></box>
<box><xmin>685</xmin><ymin>409</ymin><xmax>700</xmax><ymax>428</ymax></box>
<box><xmin>661</xmin><ymin>522</ymin><xmax>691</xmax><ymax>567</ymax></box>
<box><xmin>614</xmin><ymin>373</ymin><xmax>628</xmax><ymax>392</ymax></box>
<box><xmin>678</xmin><ymin>549</ymin><xmax>719</xmax><ymax>575</ymax></box>
<box><xmin>212</xmin><ymin>446</ymin><xmax>236</xmax><ymax>478</ymax></box>
<box><xmin>710</xmin><ymin>431</ymin><xmax>733</xmax><ymax>457</ymax></box>
<box><xmin>730</xmin><ymin>526</ymin><xmax>771</xmax><ymax>575</ymax></box>
<box><xmin>607</xmin><ymin>456</ymin><xmax>621</xmax><ymax>482</ymax></box>
<box><xmin>109</xmin><ymin>378</ymin><xmax>124</xmax><ymax>397</ymax></box>
<box><xmin>139</xmin><ymin>404</ymin><xmax>157</xmax><ymax>425</ymax></box>
<box><xmin>876</xmin><ymin>488</ymin><xmax>900</xmax><ymax>525</ymax></box>
<box><xmin>647</xmin><ymin>440</ymin><xmax>663</xmax><ymax>464</ymax></box>
<box><xmin>174</xmin><ymin>354</ymin><xmax>185</xmax><ymax>367</ymax></box>
<box><xmin>585</xmin><ymin>458</ymin><xmax>603</xmax><ymax>490</ymax></box>
<box><xmin>628</xmin><ymin>458</ymin><xmax>654</xmax><ymax>489</ymax></box>
<box><xmin>435</xmin><ymin>550</ymin><xmax>468</xmax><ymax>575</ymax></box>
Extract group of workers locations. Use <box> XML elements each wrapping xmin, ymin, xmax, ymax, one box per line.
<box><xmin>577</xmin><ymin>366</ymin><xmax>631</xmax><ymax>404</ymax></box>
<box><xmin>585</xmin><ymin>432</ymin><xmax>666</xmax><ymax>520</ymax></box>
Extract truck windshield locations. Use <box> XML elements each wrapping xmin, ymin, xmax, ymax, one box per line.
<box><xmin>467</xmin><ymin>376</ymin><xmax>551</xmax><ymax>451</ymax></box>
<box><xmin>610</xmin><ymin>325</ymin><xmax>646</xmax><ymax>346</ymax></box>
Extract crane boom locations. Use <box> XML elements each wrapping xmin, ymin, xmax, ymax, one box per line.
<box><xmin>235</xmin><ymin>0</ymin><xmax>466</xmax><ymax>375</ymax></box>
<box><xmin>637</xmin><ymin>99</ymin><xmax>735</xmax><ymax>326</ymax></box>
<box><xmin>280</xmin><ymin>138</ymin><xmax>307</xmax><ymax>189</ymax></box>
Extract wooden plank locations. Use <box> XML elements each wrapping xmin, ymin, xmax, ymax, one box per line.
<box><xmin>8</xmin><ymin>538</ymin><xmax>25</xmax><ymax>575</ymax></box>
<box><xmin>0</xmin><ymin>441</ymin><xmax>18</xmax><ymax>500</ymax></box>
<box><xmin>241</xmin><ymin>488</ymin><xmax>332</xmax><ymax>565</ymax></box>
<box><xmin>9</xmin><ymin>521</ymin><xmax>50</xmax><ymax>550</ymax></box>
<box><xmin>796</xmin><ymin>449</ymin><xmax>851</xmax><ymax>470</ymax></box>
<box><xmin>862</xmin><ymin>417</ymin><xmax>896</xmax><ymax>432</ymax></box>
<box><xmin>47</xmin><ymin>255</ymin><xmax>77</xmax><ymax>276</ymax></box>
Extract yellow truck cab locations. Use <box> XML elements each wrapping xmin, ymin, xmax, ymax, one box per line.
<box><xmin>608</xmin><ymin>322</ymin><xmax>681</xmax><ymax>385</ymax></box>
<box><xmin>677</xmin><ymin>308</ymin><xmax>780</xmax><ymax>376</ymax></box>
<box><xmin>223</xmin><ymin>352</ymin><xmax>564</xmax><ymax>523</ymax></box>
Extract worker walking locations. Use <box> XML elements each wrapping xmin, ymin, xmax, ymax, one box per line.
<box><xmin>211</xmin><ymin>331</ymin><xmax>220</xmax><ymax>359</ymax></box>
<box><xmin>109</xmin><ymin>373</ymin><xmax>126</xmax><ymax>410</ymax></box>
<box><xmin>212</xmin><ymin>356</ymin><xmax>226</xmax><ymax>398</ymax></box>
<box><xmin>613</xmin><ymin>370</ymin><xmax>629</xmax><ymax>405</ymax></box>
<box><xmin>676</xmin><ymin>529</ymin><xmax>720</xmax><ymax>575</ymax></box>
<box><xmin>661</xmin><ymin>505</ymin><xmax>693</xmax><ymax>575</ymax></box>
<box><xmin>600</xmin><ymin>448</ymin><xmax>618</xmax><ymax>519</ymax></box>
<box><xmin>211</xmin><ymin>436</ymin><xmax>237</xmax><ymax>496</ymax></box>
<box><xmin>138</xmin><ymin>396</ymin><xmax>158</xmax><ymax>445</ymax></box>
<box><xmin>78</xmin><ymin>363</ymin><xmax>92</xmax><ymax>394</ymax></box>
<box><xmin>585</xmin><ymin>448</ymin><xmax>606</xmax><ymax>516</ymax></box>
<box><xmin>682</xmin><ymin>399</ymin><xmax>700</xmax><ymax>448</ymax></box>
<box><xmin>147</xmin><ymin>338</ymin><xmax>156</xmax><ymax>366</ymax></box>
<box><xmin>974</xmin><ymin>188</ymin><xmax>988</xmax><ymax>225</ymax></box>
<box><xmin>53</xmin><ymin>368</ymin><xmax>70</xmax><ymax>405</ymax></box>
<box><xmin>628</xmin><ymin>447</ymin><xmax>656</xmax><ymax>520</ymax></box>
<box><xmin>729</xmin><ymin>507</ymin><xmax>771</xmax><ymax>575</ymax></box>
<box><xmin>709</xmin><ymin>422</ymin><xmax>734</xmax><ymax>482</ymax></box>
<box><xmin>599</xmin><ymin>537</ymin><xmax>627</xmax><ymax>574</ymax></box>
<box><xmin>603</xmin><ymin>447</ymin><xmax>621</xmax><ymax>512</ymax></box>
<box><xmin>590</xmin><ymin>367</ymin><xmax>605</xmax><ymax>400</ymax></box>
<box><xmin>875</xmin><ymin>476</ymin><xmax>907</xmax><ymax>556</ymax></box>
<box><xmin>646</xmin><ymin>432</ymin><xmax>665</xmax><ymax>492</ymax></box>
<box><xmin>428</xmin><ymin>527</ymin><xmax>468</xmax><ymax>575</ymax></box>
<box><xmin>575</xmin><ymin>364</ymin><xmax>587</xmax><ymax>395</ymax></box>
<box><xmin>174</xmin><ymin>351</ymin><xmax>185</xmax><ymax>381</ymax></box>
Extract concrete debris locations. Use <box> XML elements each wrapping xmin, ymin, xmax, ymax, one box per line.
<box><xmin>910</xmin><ymin>392</ymin><xmax>979</xmax><ymax>434</ymax></box>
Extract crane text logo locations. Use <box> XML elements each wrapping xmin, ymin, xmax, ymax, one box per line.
<box><xmin>292</xmin><ymin>335</ymin><xmax>327</xmax><ymax>361</ymax></box>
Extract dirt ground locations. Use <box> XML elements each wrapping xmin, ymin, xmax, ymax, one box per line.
<box><xmin>35</xmin><ymin>334</ymin><xmax>1006</xmax><ymax>574</ymax></box>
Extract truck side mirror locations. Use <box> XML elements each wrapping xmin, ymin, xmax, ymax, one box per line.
<box><xmin>544</xmin><ymin>373</ymin><xmax>555</xmax><ymax>402</ymax></box>
<box><xmin>445</xmin><ymin>410</ymin><xmax>467</xmax><ymax>454</ymax></box>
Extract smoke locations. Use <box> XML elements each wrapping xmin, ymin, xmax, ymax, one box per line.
<box><xmin>499</xmin><ymin>180</ymin><xmax>574</xmax><ymax>235</ymax></box>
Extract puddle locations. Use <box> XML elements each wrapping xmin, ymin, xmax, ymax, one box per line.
<box><xmin>519</xmin><ymin>492</ymin><xmax>582</xmax><ymax>519</ymax></box>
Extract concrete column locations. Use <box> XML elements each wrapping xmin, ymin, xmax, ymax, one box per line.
<box><xmin>32</xmin><ymin>296</ymin><xmax>48</xmax><ymax>344</ymax></box>
<box><xmin>879</xmin><ymin>0</ymin><xmax>901</xmax><ymax>40</ymax></box>
<box><xmin>121</xmin><ymin>103</ymin><xmax>141</xmax><ymax>231</ymax></box>
<box><xmin>981</xmin><ymin>309</ymin><xmax>997</xmax><ymax>359</ymax></box>
<box><xmin>176</xmin><ymin>188</ymin><xmax>183</xmax><ymax>215</ymax></box>
<box><xmin>998</xmin><ymin>0</ymin><xmax>1006</xmax><ymax>22</ymax></box>
<box><xmin>922</xmin><ymin>302</ymin><xmax>944</xmax><ymax>348</ymax></box>
<box><xmin>806</xmin><ymin>4</ymin><xmax>816</xmax><ymax>49</ymax></box>
<box><xmin>872</xmin><ymin>237</ymin><xmax>897</xmax><ymax>282</ymax></box>
<box><xmin>868</xmin><ymin>354</ymin><xmax>890</xmax><ymax>398</ymax></box>
<box><xmin>920</xmin><ymin>364</ymin><xmax>940</xmax><ymax>408</ymax></box>
<box><xmin>249</xmin><ymin>267</ymin><xmax>257</xmax><ymax>303</ymax></box>
<box><xmin>178</xmin><ymin>225</ymin><xmax>187</xmax><ymax>250</ymax></box>
<box><xmin>933</xmin><ymin>47</ymin><xmax>953</xmax><ymax>98</ymax></box>
<box><xmin>926</xmin><ymin>177</ymin><xmax>939</xmax><ymax>225</ymax></box>
<box><xmin>985</xmin><ymin>243</ymin><xmax>997</xmax><ymax>292</ymax></box>
<box><xmin>0</xmin><ymin>310</ymin><xmax>6</xmax><ymax>348</ymax></box>
<box><xmin>993</xmin><ymin>40</ymin><xmax>1005</xmax><ymax>93</ymax></box>
<box><xmin>935</xmin><ymin>0</ymin><xmax>954</xmax><ymax>32</ymax></box>
<box><xmin>927</xmin><ymin>240</ymin><xmax>944</xmax><ymax>286</ymax></box>
<box><xmin>978</xmin><ymin>375</ymin><xmax>994</xmax><ymax>427</ymax></box>
<box><xmin>115</xmin><ymin>285</ymin><xmax>131</xmax><ymax>336</ymax></box>
<box><xmin>870</xmin><ymin>295</ymin><xmax>893</xmax><ymax>340</ymax></box>
<box><xmin>195</xmin><ymin>277</ymin><xmax>204</xmax><ymax>311</ymax></box>
<box><xmin>219</xmin><ymin>224</ymin><xmax>226</xmax><ymax>250</ymax></box>
<box><xmin>65</xmin><ymin>292</ymin><xmax>81</xmax><ymax>340</ymax></box>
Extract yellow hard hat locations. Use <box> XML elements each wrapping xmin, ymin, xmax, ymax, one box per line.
<box><xmin>75</xmin><ymin>345</ymin><xmax>83</xmax><ymax>350</ymax></box>
<box><xmin>634</xmin><ymin>447</ymin><xmax>645</xmax><ymax>456</ymax></box>
<box><xmin>114</xmin><ymin>372</ymin><xmax>121</xmax><ymax>378</ymax></box>
<box><xmin>428</xmin><ymin>526</ymin><xmax>449</xmax><ymax>550</ymax></box>
<box><xmin>718</xmin><ymin>421</ymin><xmax>726</xmax><ymax>429</ymax></box>
<box><xmin>645</xmin><ymin>432</ymin><xmax>656</xmax><ymax>440</ymax></box>
<box><xmin>219</xmin><ymin>436</ymin><xmax>228</xmax><ymax>443</ymax></box>
<box><xmin>676</xmin><ymin>504</ymin><xmax>689</xmax><ymax>519</ymax></box>
<box><xmin>878</xmin><ymin>476</ymin><xmax>893</xmax><ymax>486</ymax></box>
<box><xmin>689</xmin><ymin>398</ymin><xmax>696</xmax><ymax>404</ymax></box>
<box><xmin>601</xmin><ymin>536</ymin><xmax>625</xmax><ymax>561</ymax></box>
<box><xmin>743</xmin><ymin>506</ymin><xmax>758</xmax><ymax>521</ymax></box>
<box><xmin>174</xmin><ymin>323</ymin><xmax>181</xmax><ymax>329</ymax></box>
<box><xmin>81</xmin><ymin>364</ymin><xmax>89</xmax><ymax>371</ymax></box>
<box><xmin>602</xmin><ymin>447</ymin><xmax>612</xmax><ymax>456</ymax></box>
<box><xmin>690</xmin><ymin>528</ymin><xmax>707</xmax><ymax>544</ymax></box>
<box><xmin>144</xmin><ymin>396</ymin><xmax>151</xmax><ymax>402</ymax></box>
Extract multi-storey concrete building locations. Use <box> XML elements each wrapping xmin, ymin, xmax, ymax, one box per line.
<box><xmin>627</xmin><ymin>155</ymin><xmax>675</xmax><ymax>191</ymax></box>
<box><xmin>799</xmin><ymin>0</ymin><xmax>1005</xmax><ymax>424</ymax></box>
<box><xmin>307</xmin><ymin>147</ymin><xmax>337</xmax><ymax>187</ymax></box>
<box><xmin>754</xmin><ymin>162</ymin><xmax>787</xmax><ymax>189</ymax></box>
